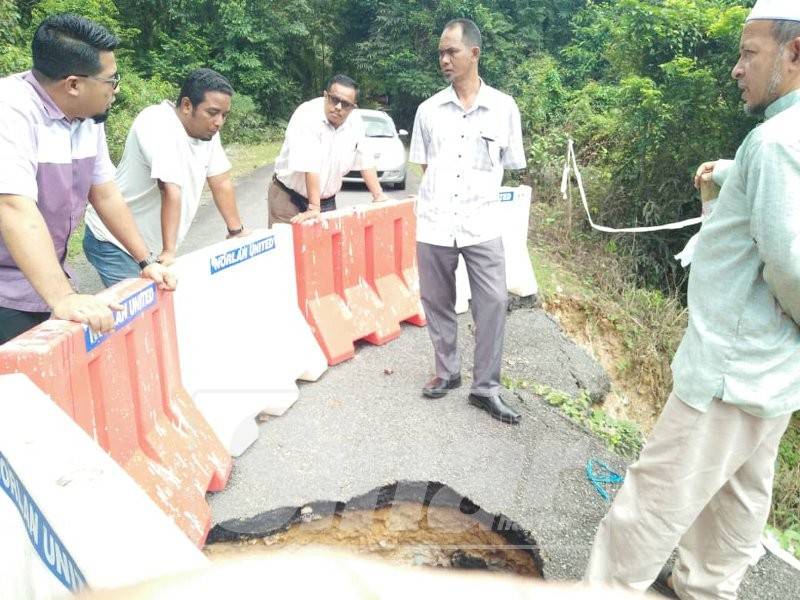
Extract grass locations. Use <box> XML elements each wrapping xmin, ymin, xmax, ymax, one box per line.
<box><xmin>224</xmin><ymin>141</ymin><xmax>282</xmax><ymax>179</ymax></box>
<box><xmin>529</xmin><ymin>194</ymin><xmax>800</xmax><ymax>559</ymax></box>
<box><xmin>503</xmin><ymin>375</ymin><xmax>643</xmax><ymax>459</ymax></box>
<box><xmin>67</xmin><ymin>220</ymin><xmax>85</xmax><ymax>261</ymax></box>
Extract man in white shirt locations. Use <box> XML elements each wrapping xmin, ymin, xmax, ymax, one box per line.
<box><xmin>84</xmin><ymin>68</ymin><xmax>247</xmax><ymax>287</ymax></box>
<box><xmin>268</xmin><ymin>74</ymin><xmax>389</xmax><ymax>226</ymax></box>
<box><xmin>409</xmin><ymin>18</ymin><xmax>526</xmax><ymax>424</ymax></box>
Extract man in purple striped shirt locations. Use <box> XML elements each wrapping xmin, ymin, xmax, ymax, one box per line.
<box><xmin>0</xmin><ymin>14</ymin><xmax>175</xmax><ymax>345</ymax></box>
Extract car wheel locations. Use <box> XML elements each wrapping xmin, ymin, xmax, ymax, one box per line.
<box><xmin>394</xmin><ymin>176</ymin><xmax>406</xmax><ymax>191</ymax></box>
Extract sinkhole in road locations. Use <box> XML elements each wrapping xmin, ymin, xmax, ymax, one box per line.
<box><xmin>205</xmin><ymin>481</ymin><xmax>543</xmax><ymax>578</ymax></box>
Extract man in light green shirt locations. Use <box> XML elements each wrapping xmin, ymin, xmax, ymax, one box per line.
<box><xmin>585</xmin><ymin>2</ymin><xmax>800</xmax><ymax>598</ymax></box>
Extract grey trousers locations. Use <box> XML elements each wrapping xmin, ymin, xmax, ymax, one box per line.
<box><xmin>417</xmin><ymin>238</ymin><xmax>507</xmax><ymax>396</ymax></box>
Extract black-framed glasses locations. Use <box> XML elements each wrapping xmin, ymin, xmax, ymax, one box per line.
<box><xmin>73</xmin><ymin>72</ymin><xmax>121</xmax><ymax>90</ymax></box>
<box><xmin>325</xmin><ymin>91</ymin><xmax>356</xmax><ymax>111</ymax></box>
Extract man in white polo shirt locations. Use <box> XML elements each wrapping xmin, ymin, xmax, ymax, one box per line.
<box><xmin>84</xmin><ymin>68</ymin><xmax>247</xmax><ymax>287</ymax></box>
<box><xmin>409</xmin><ymin>18</ymin><xmax>526</xmax><ymax>424</ymax></box>
<box><xmin>268</xmin><ymin>74</ymin><xmax>389</xmax><ymax>225</ymax></box>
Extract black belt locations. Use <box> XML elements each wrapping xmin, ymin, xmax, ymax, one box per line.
<box><xmin>272</xmin><ymin>175</ymin><xmax>336</xmax><ymax>212</ymax></box>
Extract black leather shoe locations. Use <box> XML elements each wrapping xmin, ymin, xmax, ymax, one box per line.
<box><xmin>468</xmin><ymin>392</ymin><xmax>521</xmax><ymax>424</ymax></box>
<box><xmin>422</xmin><ymin>375</ymin><xmax>462</xmax><ymax>398</ymax></box>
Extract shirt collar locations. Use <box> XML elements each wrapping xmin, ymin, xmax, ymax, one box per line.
<box><xmin>23</xmin><ymin>71</ymin><xmax>67</xmax><ymax>121</ymax></box>
<box><xmin>438</xmin><ymin>78</ymin><xmax>491</xmax><ymax>112</ymax></box>
<box><xmin>765</xmin><ymin>88</ymin><xmax>800</xmax><ymax>120</ymax></box>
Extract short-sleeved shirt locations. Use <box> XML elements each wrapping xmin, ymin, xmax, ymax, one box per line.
<box><xmin>409</xmin><ymin>81</ymin><xmax>526</xmax><ymax>247</ymax></box>
<box><xmin>671</xmin><ymin>89</ymin><xmax>800</xmax><ymax>419</ymax></box>
<box><xmin>0</xmin><ymin>71</ymin><xmax>115</xmax><ymax>312</ymax></box>
<box><xmin>85</xmin><ymin>101</ymin><xmax>231</xmax><ymax>255</ymax></box>
<box><xmin>274</xmin><ymin>97</ymin><xmax>374</xmax><ymax>199</ymax></box>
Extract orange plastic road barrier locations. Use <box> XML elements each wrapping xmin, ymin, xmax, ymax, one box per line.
<box><xmin>294</xmin><ymin>199</ymin><xmax>426</xmax><ymax>365</ymax></box>
<box><xmin>0</xmin><ymin>279</ymin><xmax>231</xmax><ymax>546</ymax></box>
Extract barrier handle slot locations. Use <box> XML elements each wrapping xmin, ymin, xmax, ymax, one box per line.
<box><xmin>365</xmin><ymin>224</ymin><xmax>376</xmax><ymax>293</ymax></box>
<box><xmin>332</xmin><ymin>231</ymin><xmax>345</xmax><ymax>301</ymax></box>
<box><xmin>393</xmin><ymin>218</ymin><xmax>403</xmax><ymax>280</ymax></box>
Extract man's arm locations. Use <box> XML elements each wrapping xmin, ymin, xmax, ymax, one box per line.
<box><xmin>0</xmin><ymin>194</ymin><xmax>121</xmax><ymax>332</ymax></box>
<box><xmin>408</xmin><ymin>104</ymin><xmax>428</xmax><ymax>175</ymax></box>
<box><xmin>88</xmin><ymin>182</ymin><xmax>176</xmax><ymax>289</ymax></box>
<box><xmin>156</xmin><ymin>180</ymin><xmax>181</xmax><ymax>265</ymax></box>
<box><xmin>750</xmin><ymin>142</ymin><xmax>800</xmax><ymax>323</ymax></box>
<box><xmin>207</xmin><ymin>171</ymin><xmax>246</xmax><ymax>237</ymax></box>
<box><xmin>291</xmin><ymin>172</ymin><xmax>322</xmax><ymax>224</ymax></box>
<box><xmin>360</xmin><ymin>169</ymin><xmax>390</xmax><ymax>202</ymax></box>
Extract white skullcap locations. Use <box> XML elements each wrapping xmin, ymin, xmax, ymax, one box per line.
<box><xmin>747</xmin><ymin>0</ymin><xmax>800</xmax><ymax>23</ymax></box>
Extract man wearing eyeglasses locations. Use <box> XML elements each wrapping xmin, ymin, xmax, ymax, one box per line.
<box><xmin>268</xmin><ymin>74</ymin><xmax>389</xmax><ymax>225</ymax></box>
<box><xmin>82</xmin><ymin>68</ymin><xmax>247</xmax><ymax>287</ymax></box>
<box><xmin>0</xmin><ymin>14</ymin><xmax>175</xmax><ymax>345</ymax></box>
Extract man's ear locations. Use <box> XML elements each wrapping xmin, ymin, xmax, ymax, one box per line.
<box><xmin>789</xmin><ymin>36</ymin><xmax>800</xmax><ymax>65</ymax></box>
<box><xmin>63</xmin><ymin>75</ymin><xmax>81</xmax><ymax>98</ymax></box>
<box><xmin>472</xmin><ymin>46</ymin><xmax>481</xmax><ymax>62</ymax></box>
<box><xmin>179</xmin><ymin>97</ymin><xmax>194</xmax><ymax>114</ymax></box>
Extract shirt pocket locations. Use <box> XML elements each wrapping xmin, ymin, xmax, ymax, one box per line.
<box><xmin>472</xmin><ymin>129</ymin><xmax>503</xmax><ymax>172</ymax></box>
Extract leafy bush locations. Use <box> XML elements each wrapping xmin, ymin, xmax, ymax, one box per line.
<box><xmin>104</xmin><ymin>68</ymin><xmax>175</xmax><ymax>163</ymax></box>
<box><xmin>223</xmin><ymin>93</ymin><xmax>273</xmax><ymax>145</ymax></box>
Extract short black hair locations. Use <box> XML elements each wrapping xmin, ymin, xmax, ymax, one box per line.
<box><xmin>326</xmin><ymin>74</ymin><xmax>359</xmax><ymax>97</ymax></box>
<box><xmin>32</xmin><ymin>13</ymin><xmax>119</xmax><ymax>80</ymax></box>
<box><xmin>177</xmin><ymin>68</ymin><xmax>234</xmax><ymax>107</ymax></box>
<box><xmin>444</xmin><ymin>18</ymin><xmax>482</xmax><ymax>50</ymax></box>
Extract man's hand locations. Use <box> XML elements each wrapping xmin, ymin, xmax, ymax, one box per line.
<box><xmin>226</xmin><ymin>226</ymin><xmax>251</xmax><ymax>240</ymax></box>
<box><xmin>693</xmin><ymin>161</ymin><xmax>718</xmax><ymax>190</ymax></box>
<box><xmin>52</xmin><ymin>293</ymin><xmax>123</xmax><ymax>334</ymax></box>
<box><xmin>372</xmin><ymin>192</ymin><xmax>391</xmax><ymax>203</ymax></box>
<box><xmin>291</xmin><ymin>207</ymin><xmax>321</xmax><ymax>224</ymax></box>
<box><xmin>694</xmin><ymin>161</ymin><xmax>721</xmax><ymax>202</ymax></box>
<box><xmin>156</xmin><ymin>250</ymin><xmax>176</xmax><ymax>267</ymax></box>
<box><xmin>142</xmin><ymin>262</ymin><xmax>178</xmax><ymax>290</ymax></box>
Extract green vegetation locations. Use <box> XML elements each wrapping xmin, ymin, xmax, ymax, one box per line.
<box><xmin>504</xmin><ymin>374</ymin><xmax>644</xmax><ymax>459</ymax></box>
<box><xmin>225</xmin><ymin>140</ymin><xmax>283</xmax><ymax>179</ymax></box>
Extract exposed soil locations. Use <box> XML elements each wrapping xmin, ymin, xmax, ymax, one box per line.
<box><xmin>544</xmin><ymin>295</ymin><xmax>659</xmax><ymax>434</ymax></box>
<box><xmin>205</xmin><ymin>501</ymin><xmax>541</xmax><ymax>578</ymax></box>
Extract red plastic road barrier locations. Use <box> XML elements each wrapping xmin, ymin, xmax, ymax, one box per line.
<box><xmin>0</xmin><ymin>279</ymin><xmax>231</xmax><ymax>546</ymax></box>
<box><xmin>293</xmin><ymin>199</ymin><xmax>426</xmax><ymax>365</ymax></box>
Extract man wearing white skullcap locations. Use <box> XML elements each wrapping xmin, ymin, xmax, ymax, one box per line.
<box><xmin>585</xmin><ymin>1</ymin><xmax>800</xmax><ymax>598</ymax></box>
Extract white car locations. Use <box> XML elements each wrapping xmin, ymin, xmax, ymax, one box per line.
<box><xmin>344</xmin><ymin>109</ymin><xmax>408</xmax><ymax>190</ymax></box>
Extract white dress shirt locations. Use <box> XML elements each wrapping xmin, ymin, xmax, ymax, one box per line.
<box><xmin>409</xmin><ymin>81</ymin><xmax>526</xmax><ymax>247</ymax></box>
<box><xmin>274</xmin><ymin>97</ymin><xmax>374</xmax><ymax>199</ymax></box>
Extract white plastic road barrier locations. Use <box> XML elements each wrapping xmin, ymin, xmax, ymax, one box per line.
<box><xmin>455</xmin><ymin>186</ymin><xmax>539</xmax><ymax>314</ymax></box>
<box><xmin>0</xmin><ymin>373</ymin><xmax>207</xmax><ymax>600</ymax></box>
<box><xmin>173</xmin><ymin>225</ymin><xmax>328</xmax><ymax>457</ymax></box>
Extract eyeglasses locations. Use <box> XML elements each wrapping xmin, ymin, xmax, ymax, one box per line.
<box><xmin>73</xmin><ymin>72</ymin><xmax>121</xmax><ymax>90</ymax></box>
<box><xmin>325</xmin><ymin>91</ymin><xmax>356</xmax><ymax>111</ymax></box>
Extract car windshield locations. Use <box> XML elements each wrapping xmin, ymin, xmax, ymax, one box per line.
<box><xmin>363</xmin><ymin>115</ymin><xmax>395</xmax><ymax>138</ymax></box>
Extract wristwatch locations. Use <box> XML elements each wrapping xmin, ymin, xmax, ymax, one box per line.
<box><xmin>227</xmin><ymin>224</ymin><xmax>245</xmax><ymax>236</ymax></box>
<box><xmin>137</xmin><ymin>253</ymin><xmax>159</xmax><ymax>270</ymax></box>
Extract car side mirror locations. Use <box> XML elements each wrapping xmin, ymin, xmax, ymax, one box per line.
<box><xmin>398</xmin><ymin>129</ymin><xmax>408</xmax><ymax>136</ymax></box>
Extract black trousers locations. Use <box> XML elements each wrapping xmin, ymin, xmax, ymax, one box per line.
<box><xmin>0</xmin><ymin>306</ymin><xmax>49</xmax><ymax>345</ymax></box>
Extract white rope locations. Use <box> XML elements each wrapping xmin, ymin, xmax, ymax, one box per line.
<box><xmin>561</xmin><ymin>139</ymin><xmax>703</xmax><ymax>234</ymax></box>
